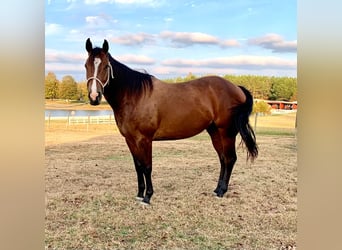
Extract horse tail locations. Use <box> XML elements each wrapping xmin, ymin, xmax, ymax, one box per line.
<box><xmin>233</xmin><ymin>86</ymin><xmax>258</xmax><ymax>161</ymax></box>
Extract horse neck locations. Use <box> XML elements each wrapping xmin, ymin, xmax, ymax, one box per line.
<box><xmin>103</xmin><ymin>77</ymin><xmax>124</xmax><ymax>111</ymax></box>
<box><xmin>105</xmin><ymin>55</ymin><xmax>153</xmax><ymax>112</ymax></box>
<box><xmin>104</xmin><ymin>59</ymin><xmax>130</xmax><ymax>112</ymax></box>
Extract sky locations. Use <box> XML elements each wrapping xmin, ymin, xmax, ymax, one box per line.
<box><xmin>45</xmin><ymin>0</ymin><xmax>297</xmax><ymax>82</ymax></box>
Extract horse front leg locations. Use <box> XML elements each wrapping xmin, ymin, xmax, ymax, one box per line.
<box><xmin>142</xmin><ymin>165</ymin><xmax>153</xmax><ymax>205</ymax></box>
<box><xmin>213</xmin><ymin>155</ymin><xmax>225</xmax><ymax>195</ymax></box>
<box><xmin>126</xmin><ymin>137</ymin><xmax>153</xmax><ymax>205</ymax></box>
<box><xmin>133</xmin><ymin>157</ymin><xmax>145</xmax><ymax>201</ymax></box>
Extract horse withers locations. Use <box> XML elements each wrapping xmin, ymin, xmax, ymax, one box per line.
<box><xmin>85</xmin><ymin>38</ymin><xmax>258</xmax><ymax>205</ymax></box>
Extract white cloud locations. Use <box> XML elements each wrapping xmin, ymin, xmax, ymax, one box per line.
<box><xmin>45</xmin><ymin>63</ymin><xmax>84</xmax><ymax>73</ymax></box>
<box><xmin>85</xmin><ymin>15</ymin><xmax>118</xmax><ymax>27</ymax></box>
<box><xmin>84</xmin><ymin>0</ymin><xmax>112</xmax><ymax>4</ymax></box>
<box><xmin>85</xmin><ymin>16</ymin><xmax>98</xmax><ymax>24</ymax></box>
<box><xmin>248</xmin><ymin>33</ymin><xmax>297</xmax><ymax>53</ymax></box>
<box><xmin>159</xmin><ymin>31</ymin><xmax>240</xmax><ymax>48</ymax></box>
<box><xmin>116</xmin><ymin>54</ymin><xmax>155</xmax><ymax>65</ymax></box>
<box><xmin>110</xmin><ymin>33</ymin><xmax>155</xmax><ymax>46</ymax></box>
<box><xmin>45</xmin><ymin>23</ymin><xmax>63</xmax><ymax>36</ymax></box>
<box><xmin>45</xmin><ymin>49</ymin><xmax>86</xmax><ymax>63</ymax></box>
<box><xmin>84</xmin><ymin>0</ymin><xmax>162</xmax><ymax>6</ymax></box>
<box><xmin>220</xmin><ymin>39</ymin><xmax>240</xmax><ymax>48</ymax></box>
<box><xmin>45</xmin><ymin>48</ymin><xmax>296</xmax><ymax>79</ymax></box>
<box><xmin>161</xmin><ymin>55</ymin><xmax>296</xmax><ymax>70</ymax></box>
<box><xmin>108</xmin><ymin>31</ymin><xmax>239</xmax><ymax>48</ymax></box>
<box><xmin>164</xmin><ymin>17</ymin><xmax>173</xmax><ymax>22</ymax></box>
<box><xmin>160</xmin><ymin>31</ymin><xmax>218</xmax><ymax>45</ymax></box>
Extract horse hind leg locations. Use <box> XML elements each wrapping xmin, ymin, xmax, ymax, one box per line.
<box><xmin>207</xmin><ymin>124</ymin><xmax>237</xmax><ymax>197</ymax></box>
<box><xmin>216</xmin><ymin>135</ymin><xmax>237</xmax><ymax>197</ymax></box>
<box><xmin>207</xmin><ymin>123</ymin><xmax>225</xmax><ymax>195</ymax></box>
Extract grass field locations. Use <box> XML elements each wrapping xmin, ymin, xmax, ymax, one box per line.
<box><xmin>45</xmin><ymin>112</ymin><xmax>297</xmax><ymax>249</ymax></box>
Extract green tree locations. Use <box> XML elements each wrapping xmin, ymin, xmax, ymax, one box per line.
<box><xmin>45</xmin><ymin>72</ymin><xmax>59</xmax><ymax>99</ymax></box>
<box><xmin>223</xmin><ymin>75</ymin><xmax>272</xmax><ymax>100</ymax></box>
<box><xmin>184</xmin><ymin>72</ymin><xmax>197</xmax><ymax>81</ymax></box>
<box><xmin>252</xmin><ymin>100</ymin><xmax>272</xmax><ymax>130</ymax></box>
<box><xmin>290</xmin><ymin>82</ymin><xmax>297</xmax><ymax>101</ymax></box>
<box><xmin>163</xmin><ymin>74</ymin><xmax>297</xmax><ymax>102</ymax></box>
<box><xmin>253</xmin><ymin>100</ymin><xmax>272</xmax><ymax>115</ymax></box>
<box><xmin>77</xmin><ymin>81</ymin><xmax>88</xmax><ymax>101</ymax></box>
<box><xmin>58</xmin><ymin>75</ymin><xmax>78</xmax><ymax>101</ymax></box>
<box><xmin>269</xmin><ymin>77</ymin><xmax>297</xmax><ymax>101</ymax></box>
<box><xmin>254</xmin><ymin>76</ymin><xmax>272</xmax><ymax>100</ymax></box>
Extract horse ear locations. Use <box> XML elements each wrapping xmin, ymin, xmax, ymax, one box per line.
<box><xmin>103</xmin><ymin>39</ymin><xmax>109</xmax><ymax>54</ymax></box>
<box><xmin>86</xmin><ymin>38</ymin><xmax>92</xmax><ymax>53</ymax></box>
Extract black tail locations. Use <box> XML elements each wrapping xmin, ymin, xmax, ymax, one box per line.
<box><xmin>233</xmin><ymin>86</ymin><xmax>258</xmax><ymax>161</ymax></box>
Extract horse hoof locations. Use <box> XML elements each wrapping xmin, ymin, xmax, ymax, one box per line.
<box><xmin>215</xmin><ymin>192</ymin><xmax>224</xmax><ymax>198</ymax></box>
<box><xmin>135</xmin><ymin>197</ymin><xmax>144</xmax><ymax>201</ymax></box>
<box><xmin>139</xmin><ymin>201</ymin><xmax>150</xmax><ymax>206</ymax></box>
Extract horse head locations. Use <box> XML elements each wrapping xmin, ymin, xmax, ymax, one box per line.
<box><xmin>85</xmin><ymin>38</ymin><xmax>113</xmax><ymax>105</ymax></box>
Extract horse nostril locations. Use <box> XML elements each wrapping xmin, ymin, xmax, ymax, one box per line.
<box><xmin>90</xmin><ymin>91</ymin><xmax>99</xmax><ymax>101</ymax></box>
<box><xmin>97</xmin><ymin>92</ymin><xmax>102</xmax><ymax>102</ymax></box>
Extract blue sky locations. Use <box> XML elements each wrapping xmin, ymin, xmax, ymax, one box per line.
<box><xmin>45</xmin><ymin>0</ymin><xmax>297</xmax><ymax>81</ymax></box>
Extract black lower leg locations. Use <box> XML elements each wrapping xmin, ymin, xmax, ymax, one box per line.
<box><xmin>142</xmin><ymin>166</ymin><xmax>153</xmax><ymax>204</ymax></box>
<box><xmin>216</xmin><ymin>155</ymin><xmax>236</xmax><ymax>198</ymax></box>
<box><xmin>214</xmin><ymin>156</ymin><xmax>225</xmax><ymax>194</ymax></box>
<box><xmin>134</xmin><ymin>158</ymin><xmax>145</xmax><ymax>199</ymax></box>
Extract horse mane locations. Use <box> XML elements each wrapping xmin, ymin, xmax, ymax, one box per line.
<box><xmin>108</xmin><ymin>52</ymin><xmax>153</xmax><ymax>98</ymax></box>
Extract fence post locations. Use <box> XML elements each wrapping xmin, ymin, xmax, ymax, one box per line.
<box><xmin>87</xmin><ymin>115</ymin><xmax>90</xmax><ymax>132</ymax></box>
<box><xmin>254</xmin><ymin>112</ymin><xmax>259</xmax><ymax>132</ymax></box>
<box><xmin>48</xmin><ymin>112</ymin><xmax>51</xmax><ymax>128</ymax></box>
<box><xmin>66</xmin><ymin>115</ymin><xmax>70</xmax><ymax>128</ymax></box>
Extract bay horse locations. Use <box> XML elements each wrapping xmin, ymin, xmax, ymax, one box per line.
<box><xmin>85</xmin><ymin>38</ymin><xmax>258</xmax><ymax>205</ymax></box>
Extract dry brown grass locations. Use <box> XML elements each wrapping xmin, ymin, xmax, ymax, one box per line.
<box><xmin>45</xmin><ymin>115</ymin><xmax>297</xmax><ymax>249</ymax></box>
<box><xmin>45</xmin><ymin>121</ymin><xmax>118</xmax><ymax>146</ymax></box>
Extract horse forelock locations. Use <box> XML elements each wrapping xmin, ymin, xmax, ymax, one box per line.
<box><xmin>86</xmin><ymin>48</ymin><xmax>107</xmax><ymax>66</ymax></box>
<box><xmin>91</xmin><ymin>47</ymin><xmax>103</xmax><ymax>57</ymax></box>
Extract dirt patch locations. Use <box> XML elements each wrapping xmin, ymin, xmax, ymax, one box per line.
<box><xmin>45</xmin><ymin>132</ymin><xmax>297</xmax><ymax>249</ymax></box>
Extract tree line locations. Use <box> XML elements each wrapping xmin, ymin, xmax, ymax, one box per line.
<box><xmin>45</xmin><ymin>72</ymin><xmax>297</xmax><ymax>102</ymax></box>
<box><xmin>164</xmin><ymin>72</ymin><xmax>297</xmax><ymax>101</ymax></box>
<box><xmin>45</xmin><ymin>72</ymin><xmax>88</xmax><ymax>101</ymax></box>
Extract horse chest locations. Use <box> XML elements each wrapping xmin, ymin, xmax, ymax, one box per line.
<box><xmin>115</xmin><ymin>109</ymin><xmax>158</xmax><ymax>138</ymax></box>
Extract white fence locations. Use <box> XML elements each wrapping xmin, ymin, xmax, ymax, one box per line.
<box><xmin>67</xmin><ymin>115</ymin><xmax>115</xmax><ymax>125</ymax></box>
<box><xmin>45</xmin><ymin>114</ymin><xmax>116</xmax><ymax>125</ymax></box>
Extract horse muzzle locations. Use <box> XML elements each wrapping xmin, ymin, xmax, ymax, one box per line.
<box><xmin>88</xmin><ymin>91</ymin><xmax>102</xmax><ymax>105</ymax></box>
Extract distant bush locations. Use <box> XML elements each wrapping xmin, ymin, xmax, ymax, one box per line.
<box><xmin>253</xmin><ymin>100</ymin><xmax>272</xmax><ymax>115</ymax></box>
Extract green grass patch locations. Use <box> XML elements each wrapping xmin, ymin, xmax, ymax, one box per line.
<box><xmin>255</xmin><ymin>127</ymin><xmax>296</xmax><ymax>136</ymax></box>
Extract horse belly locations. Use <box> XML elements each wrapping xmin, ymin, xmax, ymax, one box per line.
<box><xmin>153</xmin><ymin>110</ymin><xmax>212</xmax><ymax>140</ymax></box>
